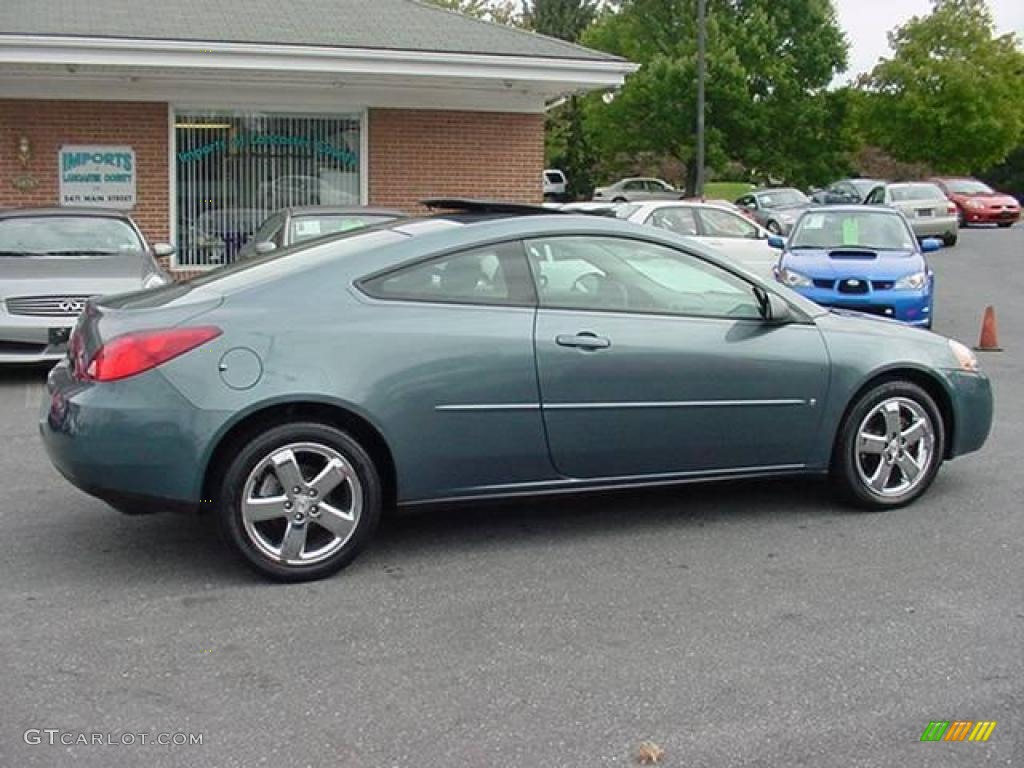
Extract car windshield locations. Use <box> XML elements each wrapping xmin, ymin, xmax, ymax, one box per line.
<box><xmin>849</xmin><ymin>179</ymin><xmax>879</xmax><ymax>194</ymax></box>
<box><xmin>289</xmin><ymin>214</ymin><xmax>397</xmax><ymax>243</ymax></box>
<box><xmin>0</xmin><ymin>216</ymin><xmax>143</xmax><ymax>256</ymax></box>
<box><xmin>757</xmin><ymin>189</ymin><xmax>809</xmax><ymax>208</ymax></box>
<box><xmin>890</xmin><ymin>184</ymin><xmax>945</xmax><ymax>202</ymax></box>
<box><xmin>945</xmin><ymin>179</ymin><xmax>994</xmax><ymax>195</ymax></box>
<box><xmin>789</xmin><ymin>211</ymin><xmax>915</xmax><ymax>251</ymax></box>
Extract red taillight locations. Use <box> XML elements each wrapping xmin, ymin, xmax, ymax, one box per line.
<box><xmin>947</xmin><ymin>202</ymin><xmax>957</xmax><ymax>215</ymax></box>
<box><xmin>85</xmin><ymin>326</ymin><xmax>222</xmax><ymax>382</ymax></box>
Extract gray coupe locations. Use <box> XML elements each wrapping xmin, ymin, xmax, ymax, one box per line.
<box><xmin>41</xmin><ymin>202</ymin><xmax>993</xmax><ymax>581</ymax></box>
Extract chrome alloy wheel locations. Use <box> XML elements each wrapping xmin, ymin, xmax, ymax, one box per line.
<box><xmin>854</xmin><ymin>397</ymin><xmax>935</xmax><ymax>498</ymax></box>
<box><xmin>241</xmin><ymin>442</ymin><xmax>363</xmax><ymax>566</ymax></box>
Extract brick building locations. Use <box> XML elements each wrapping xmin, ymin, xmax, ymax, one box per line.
<box><xmin>0</xmin><ymin>0</ymin><xmax>631</xmax><ymax>275</ymax></box>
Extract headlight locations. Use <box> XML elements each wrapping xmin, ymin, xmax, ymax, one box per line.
<box><xmin>948</xmin><ymin>339</ymin><xmax>979</xmax><ymax>372</ymax></box>
<box><xmin>778</xmin><ymin>266</ymin><xmax>812</xmax><ymax>288</ymax></box>
<box><xmin>894</xmin><ymin>271</ymin><xmax>927</xmax><ymax>290</ymax></box>
<box><xmin>143</xmin><ymin>273</ymin><xmax>169</xmax><ymax>290</ymax></box>
<box><xmin>966</xmin><ymin>199</ymin><xmax>986</xmax><ymax>209</ymax></box>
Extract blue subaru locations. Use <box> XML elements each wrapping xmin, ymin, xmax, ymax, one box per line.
<box><xmin>770</xmin><ymin>206</ymin><xmax>938</xmax><ymax>328</ymax></box>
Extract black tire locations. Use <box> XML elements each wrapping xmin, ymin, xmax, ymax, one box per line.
<box><xmin>997</xmin><ymin>222</ymin><xmax>1013</xmax><ymax>229</ymax></box>
<box><xmin>957</xmin><ymin>208</ymin><xmax>966</xmax><ymax>228</ymax></box>
<box><xmin>217</xmin><ymin>422</ymin><xmax>382</xmax><ymax>582</ymax></box>
<box><xmin>612</xmin><ymin>197</ymin><xmax>627</xmax><ymax>203</ymax></box>
<box><xmin>766</xmin><ymin>220</ymin><xmax>782</xmax><ymax>235</ymax></box>
<box><xmin>942</xmin><ymin>233</ymin><xmax>957</xmax><ymax>247</ymax></box>
<box><xmin>831</xmin><ymin>381</ymin><xmax>945</xmax><ymax>510</ymax></box>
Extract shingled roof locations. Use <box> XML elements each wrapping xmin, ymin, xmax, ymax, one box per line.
<box><xmin>0</xmin><ymin>0</ymin><xmax>621</xmax><ymax>62</ymax></box>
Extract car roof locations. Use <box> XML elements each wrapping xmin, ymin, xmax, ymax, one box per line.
<box><xmin>0</xmin><ymin>207</ymin><xmax>134</xmax><ymax>220</ymax></box>
<box><xmin>283</xmin><ymin>206</ymin><xmax>405</xmax><ymax>217</ymax></box>
<box><xmin>805</xmin><ymin>205</ymin><xmax>902</xmax><ymax>214</ymax></box>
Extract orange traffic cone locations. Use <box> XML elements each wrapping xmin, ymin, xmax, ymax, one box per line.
<box><xmin>974</xmin><ymin>305</ymin><xmax>1002</xmax><ymax>352</ymax></box>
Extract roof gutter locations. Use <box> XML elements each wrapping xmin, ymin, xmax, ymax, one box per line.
<box><xmin>0</xmin><ymin>34</ymin><xmax>636</xmax><ymax>89</ymax></box>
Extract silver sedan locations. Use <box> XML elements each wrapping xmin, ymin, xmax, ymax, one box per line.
<box><xmin>863</xmin><ymin>182</ymin><xmax>959</xmax><ymax>246</ymax></box>
<box><xmin>0</xmin><ymin>208</ymin><xmax>171</xmax><ymax>364</ymax></box>
<box><xmin>592</xmin><ymin>177</ymin><xmax>684</xmax><ymax>203</ymax></box>
<box><xmin>614</xmin><ymin>200</ymin><xmax>779</xmax><ymax>278</ymax></box>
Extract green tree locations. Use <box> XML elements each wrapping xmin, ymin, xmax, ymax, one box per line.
<box><xmin>859</xmin><ymin>0</ymin><xmax>1024</xmax><ymax>173</ymax></box>
<box><xmin>526</xmin><ymin>0</ymin><xmax>601</xmax><ymax>199</ymax></box>
<box><xmin>580</xmin><ymin>0</ymin><xmax>850</xmax><ymax>189</ymax></box>
<box><xmin>425</xmin><ymin>0</ymin><xmax>520</xmax><ymax>24</ymax></box>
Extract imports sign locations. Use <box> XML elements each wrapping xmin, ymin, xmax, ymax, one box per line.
<box><xmin>59</xmin><ymin>146</ymin><xmax>136</xmax><ymax>209</ymax></box>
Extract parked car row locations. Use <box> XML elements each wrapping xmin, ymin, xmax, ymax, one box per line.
<box><xmin>807</xmin><ymin>175</ymin><xmax>1020</xmax><ymax>241</ymax></box>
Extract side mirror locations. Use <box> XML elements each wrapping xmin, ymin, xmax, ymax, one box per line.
<box><xmin>254</xmin><ymin>241</ymin><xmax>277</xmax><ymax>254</ymax></box>
<box><xmin>767</xmin><ymin>235</ymin><xmax>787</xmax><ymax>249</ymax></box>
<box><xmin>152</xmin><ymin>242</ymin><xmax>175</xmax><ymax>257</ymax></box>
<box><xmin>762</xmin><ymin>292</ymin><xmax>794</xmax><ymax>324</ymax></box>
<box><xmin>921</xmin><ymin>237</ymin><xmax>943</xmax><ymax>253</ymax></box>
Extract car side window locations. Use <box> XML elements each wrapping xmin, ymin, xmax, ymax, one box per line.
<box><xmin>624</xmin><ymin>180</ymin><xmax>645</xmax><ymax>192</ymax></box>
<box><xmin>865</xmin><ymin>187</ymin><xmax>883</xmax><ymax>205</ymax></box>
<box><xmin>646</xmin><ymin>206</ymin><xmax>700</xmax><ymax>236</ymax></box>
<box><xmin>697</xmin><ymin>207</ymin><xmax>759</xmax><ymax>239</ymax></box>
<box><xmin>361</xmin><ymin>241</ymin><xmax>533</xmax><ymax>307</ymax></box>
<box><xmin>525</xmin><ymin>236</ymin><xmax>763</xmax><ymax>320</ymax></box>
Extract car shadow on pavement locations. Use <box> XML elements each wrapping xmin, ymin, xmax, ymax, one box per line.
<box><xmin>370</xmin><ymin>475</ymin><xmax>845</xmax><ymax>561</ymax></box>
<box><xmin>44</xmin><ymin>476</ymin><xmax>845</xmax><ymax>586</ymax></box>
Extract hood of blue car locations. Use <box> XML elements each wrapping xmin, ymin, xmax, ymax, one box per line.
<box><xmin>778</xmin><ymin>247</ymin><xmax>925</xmax><ymax>280</ymax></box>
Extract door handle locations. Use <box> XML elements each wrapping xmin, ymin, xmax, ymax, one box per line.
<box><xmin>556</xmin><ymin>332</ymin><xmax>611</xmax><ymax>350</ymax></box>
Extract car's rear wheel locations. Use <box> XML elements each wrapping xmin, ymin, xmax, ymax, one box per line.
<box><xmin>832</xmin><ymin>381</ymin><xmax>945</xmax><ymax>510</ymax></box>
<box><xmin>942</xmin><ymin>232</ymin><xmax>958</xmax><ymax>247</ymax></box>
<box><xmin>997</xmin><ymin>222</ymin><xmax>1013</xmax><ymax>229</ymax></box>
<box><xmin>217</xmin><ymin>422</ymin><xmax>381</xmax><ymax>581</ymax></box>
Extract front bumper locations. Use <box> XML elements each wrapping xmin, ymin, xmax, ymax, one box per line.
<box><xmin>946</xmin><ymin>370</ymin><xmax>993</xmax><ymax>458</ymax></box>
<box><xmin>790</xmin><ymin>284</ymin><xmax>933</xmax><ymax>326</ymax></box>
<box><xmin>0</xmin><ymin>316</ymin><xmax>74</xmax><ymax>364</ymax></box>
<box><xmin>39</xmin><ymin>359</ymin><xmax>223</xmax><ymax>513</ymax></box>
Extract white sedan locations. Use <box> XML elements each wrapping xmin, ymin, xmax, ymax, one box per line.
<box><xmin>613</xmin><ymin>200</ymin><xmax>780</xmax><ymax>278</ymax></box>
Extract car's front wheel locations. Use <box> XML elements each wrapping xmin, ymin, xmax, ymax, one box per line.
<box><xmin>832</xmin><ymin>381</ymin><xmax>945</xmax><ymax>509</ymax></box>
<box><xmin>766</xmin><ymin>220</ymin><xmax>782</xmax><ymax>235</ymax></box>
<box><xmin>217</xmin><ymin>422</ymin><xmax>382</xmax><ymax>581</ymax></box>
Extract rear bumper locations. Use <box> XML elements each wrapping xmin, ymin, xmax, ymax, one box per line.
<box><xmin>909</xmin><ymin>216</ymin><xmax>958</xmax><ymax>238</ymax></box>
<box><xmin>39</xmin><ymin>360</ymin><xmax>223</xmax><ymax>511</ymax></box>
<box><xmin>947</xmin><ymin>370</ymin><xmax>993</xmax><ymax>458</ymax></box>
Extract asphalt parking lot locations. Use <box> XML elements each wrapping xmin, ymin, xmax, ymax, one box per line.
<box><xmin>1</xmin><ymin>225</ymin><xmax>1021</xmax><ymax>767</ymax></box>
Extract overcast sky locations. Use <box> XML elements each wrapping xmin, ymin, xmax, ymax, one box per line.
<box><xmin>835</xmin><ymin>0</ymin><xmax>1024</xmax><ymax>81</ymax></box>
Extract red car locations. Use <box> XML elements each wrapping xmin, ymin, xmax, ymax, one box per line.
<box><xmin>930</xmin><ymin>177</ymin><xmax>1020</xmax><ymax>228</ymax></box>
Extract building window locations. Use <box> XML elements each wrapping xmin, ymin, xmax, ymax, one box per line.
<box><xmin>174</xmin><ymin>110</ymin><xmax>362</xmax><ymax>268</ymax></box>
